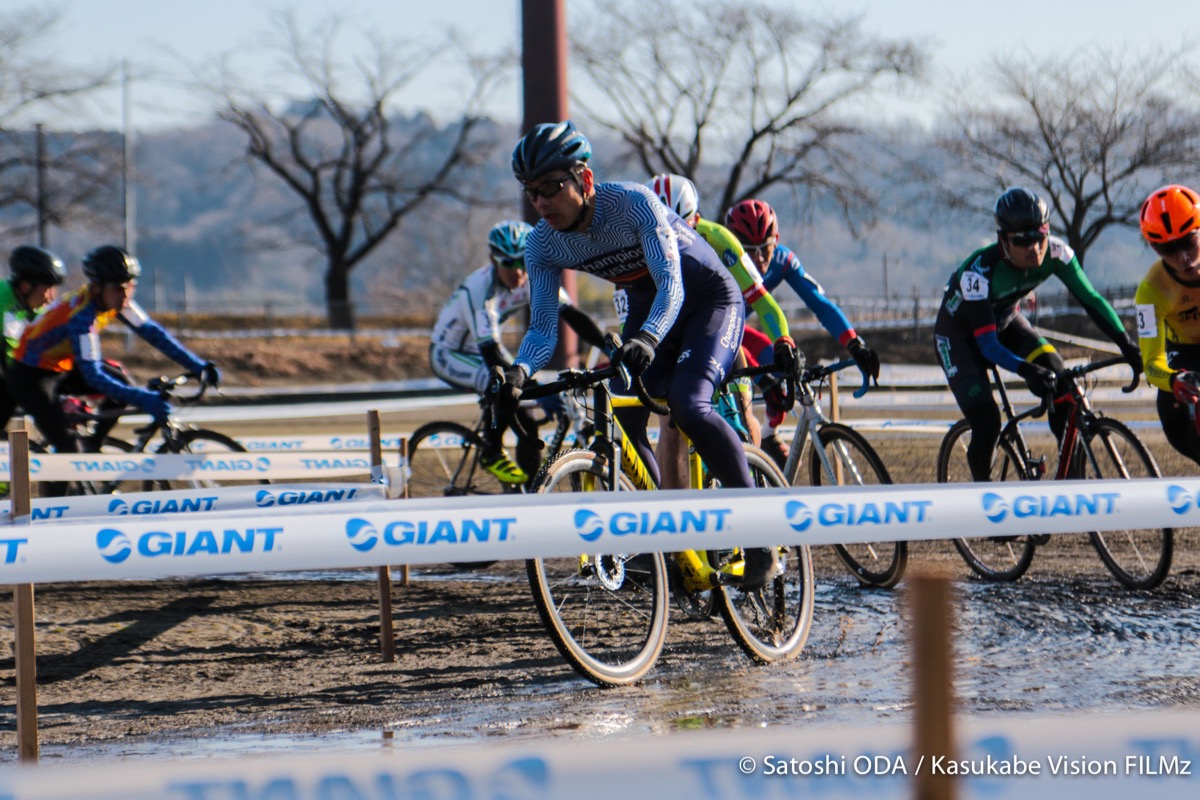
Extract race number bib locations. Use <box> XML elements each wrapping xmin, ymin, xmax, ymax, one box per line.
<box><xmin>613</xmin><ymin>288</ymin><xmax>629</xmax><ymax>323</ymax></box>
<box><xmin>959</xmin><ymin>271</ymin><xmax>989</xmax><ymax>301</ymax></box>
<box><xmin>1136</xmin><ymin>303</ymin><xmax>1157</xmax><ymax>339</ymax></box>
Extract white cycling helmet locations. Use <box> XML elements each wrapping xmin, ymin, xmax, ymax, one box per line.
<box><xmin>648</xmin><ymin>173</ymin><xmax>700</xmax><ymax>223</ymax></box>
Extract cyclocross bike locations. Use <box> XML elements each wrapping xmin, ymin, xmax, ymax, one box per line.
<box><xmin>511</xmin><ymin>359</ymin><xmax>815</xmax><ymax>687</ymax></box>
<box><xmin>772</xmin><ymin>358</ymin><xmax>905</xmax><ymax>588</ymax></box>
<box><xmin>936</xmin><ymin>357</ymin><xmax>1172</xmax><ymax>589</ymax></box>
<box><xmin>50</xmin><ymin>373</ymin><xmax>258</xmax><ymax>495</ymax></box>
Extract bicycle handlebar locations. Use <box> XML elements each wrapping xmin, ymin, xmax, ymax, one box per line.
<box><xmin>1020</xmin><ymin>355</ymin><xmax>1139</xmax><ymax>421</ymax></box>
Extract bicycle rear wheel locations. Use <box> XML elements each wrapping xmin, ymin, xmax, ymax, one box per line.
<box><xmin>808</xmin><ymin>422</ymin><xmax>906</xmax><ymax>588</ymax></box>
<box><xmin>714</xmin><ymin>444</ymin><xmax>815</xmax><ymax>664</ymax></box>
<box><xmin>150</xmin><ymin>429</ymin><xmax>267</xmax><ymax>489</ymax></box>
<box><xmin>526</xmin><ymin>449</ymin><xmax>668</xmax><ymax>687</ymax></box>
<box><xmin>938</xmin><ymin>419</ymin><xmax>1037</xmax><ymax>581</ymax></box>
<box><xmin>1080</xmin><ymin>418</ymin><xmax>1173</xmax><ymax>589</ymax></box>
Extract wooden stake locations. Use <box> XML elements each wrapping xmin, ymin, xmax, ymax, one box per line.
<box><xmin>910</xmin><ymin>570</ymin><xmax>956</xmax><ymax>800</ymax></box>
<box><xmin>10</xmin><ymin>420</ymin><xmax>38</xmax><ymax>763</ymax></box>
<box><xmin>367</xmin><ymin>410</ymin><xmax>395</xmax><ymax>663</ymax></box>
<box><xmin>398</xmin><ymin>436</ymin><xmax>410</xmax><ymax>588</ymax></box>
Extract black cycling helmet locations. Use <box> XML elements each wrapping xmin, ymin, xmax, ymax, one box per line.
<box><xmin>511</xmin><ymin>120</ymin><xmax>592</xmax><ymax>184</ymax></box>
<box><xmin>994</xmin><ymin>187</ymin><xmax>1050</xmax><ymax>233</ymax></box>
<box><xmin>9</xmin><ymin>245</ymin><xmax>66</xmax><ymax>286</ymax></box>
<box><xmin>82</xmin><ymin>245</ymin><xmax>141</xmax><ymax>284</ymax></box>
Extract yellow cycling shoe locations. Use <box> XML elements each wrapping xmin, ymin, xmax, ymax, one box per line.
<box><xmin>483</xmin><ymin>452</ymin><xmax>528</xmax><ymax>485</ymax></box>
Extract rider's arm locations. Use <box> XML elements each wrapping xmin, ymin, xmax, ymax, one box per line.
<box><xmin>1135</xmin><ymin>278</ymin><xmax>1173</xmax><ymax>392</ymax></box>
<box><xmin>513</xmin><ymin>240</ymin><xmax>564</xmax><ymax>377</ymax></box>
<box><xmin>634</xmin><ymin>189</ymin><xmax>685</xmax><ymax>343</ymax></box>
<box><xmin>64</xmin><ymin>310</ymin><xmax>161</xmax><ymax>409</ymax></box>
<box><xmin>119</xmin><ymin>301</ymin><xmax>207</xmax><ymax>374</ymax></box>
<box><xmin>774</xmin><ymin>247</ymin><xmax>858</xmax><ymax>346</ymax></box>
<box><xmin>698</xmin><ymin>219</ymin><xmax>790</xmax><ymax>341</ymax></box>
<box><xmin>1051</xmin><ymin>241</ymin><xmax>1134</xmax><ymax>348</ymax></box>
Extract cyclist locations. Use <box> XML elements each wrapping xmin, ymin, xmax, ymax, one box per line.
<box><xmin>1</xmin><ymin>245</ymin><xmax>65</xmax><ymax>433</ymax></box>
<box><xmin>430</xmin><ymin>219</ymin><xmax>605</xmax><ymax>484</ymax></box>
<box><xmin>723</xmin><ymin>198</ymin><xmax>880</xmax><ymax>465</ymax></box>
<box><xmin>500</xmin><ymin>120</ymin><xmax>780</xmax><ymax>588</ymax></box>
<box><xmin>934</xmin><ymin>187</ymin><xmax>1141</xmax><ymax>481</ymax></box>
<box><xmin>8</xmin><ymin>245</ymin><xmax>220</xmax><ymax>492</ymax></box>
<box><xmin>647</xmin><ymin>173</ymin><xmax>801</xmax><ymax>477</ymax></box>
<box><xmin>1135</xmin><ymin>184</ymin><xmax>1200</xmax><ymax>465</ymax></box>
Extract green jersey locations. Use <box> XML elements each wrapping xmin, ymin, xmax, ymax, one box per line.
<box><xmin>694</xmin><ymin>217</ymin><xmax>789</xmax><ymax>342</ymax></box>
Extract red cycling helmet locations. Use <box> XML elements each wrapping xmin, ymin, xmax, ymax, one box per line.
<box><xmin>724</xmin><ymin>199</ymin><xmax>778</xmax><ymax>246</ymax></box>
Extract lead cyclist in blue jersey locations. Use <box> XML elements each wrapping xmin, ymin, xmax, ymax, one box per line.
<box><xmin>495</xmin><ymin>120</ymin><xmax>783</xmax><ymax>589</ymax></box>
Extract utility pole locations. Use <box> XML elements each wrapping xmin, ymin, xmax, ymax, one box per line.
<box><xmin>34</xmin><ymin>124</ymin><xmax>46</xmax><ymax>247</ymax></box>
<box><xmin>521</xmin><ymin>0</ymin><xmax>577</xmax><ymax>368</ymax></box>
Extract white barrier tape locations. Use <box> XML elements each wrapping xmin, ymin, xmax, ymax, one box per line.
<box><xmin>0</xmin><ymin>710</ymin><xmax>1194</xmax><ymax>798</ymax></box>
<box><xmin>0</xmin><ymin>451</ymin><xmax>392</xmax><ymax>482</ymax></box>
<box><xmin>0</xmin><ymin>483</ymin><xmax>384</xmax><ymax>523</ymax></box>
<box><xmin>0</xmin><ymin>477</ymin><xmax>1192</xmax><ymax>584</ymax></box>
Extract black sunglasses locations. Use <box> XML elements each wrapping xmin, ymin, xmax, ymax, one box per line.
<box><xmin>522</xmin><ymin>174</ymin><xmax>574</xmax><ymax>203</ymax></box>
<box><xmin>492</xmin><ymin>255</ymin><xmax>524</xmax><ymax>269</ymax></box>
<box><xmin>1008</xmin><ymin>229</ymin><xmax>1048</xmax><ymax>248</ymax></box>
<box><xmin>1153</xmin><ymin>231</ymin><xmax>1199</xmax><ymax>256</ymax></box>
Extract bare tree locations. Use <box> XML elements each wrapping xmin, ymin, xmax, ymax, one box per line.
<box><xmin>0</xmin><ymin>6</ymin><xmax>122</xmax><ymax>243</ymax></box>
<box><xmin>213</xmin><ymin>14</ymin><xmax>508</xmax><ymax>329</ymax></box>
<box><xmin>571</xmin><ymin>0</ymin><xmax>927</xmax><ymax>222</ymax></box>
<box><xmin>937</xmin><ymin>47</ymin><xmax>1200</xmax><ymax>264</ymax></box>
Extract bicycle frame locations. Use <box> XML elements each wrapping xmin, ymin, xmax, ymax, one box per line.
<box><xmin>778</xmin><ymin>359</ymin><xmax>856</xmax><ymax>486</ymax></box>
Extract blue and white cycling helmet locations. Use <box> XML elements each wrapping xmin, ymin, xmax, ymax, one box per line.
<box><xmin>487</xmin><ymin>220</ymin><xmax>532</xmax><ymax>265</ymax></box>
<box><xmin>648</xmin><ymin>173</ymin><xmax>700</xmax><ymax>223</ymax></box>
<box><xmin>511</xmin><ymin>120</ymin><xmax>592</xmax><ymax>184</ymax></box>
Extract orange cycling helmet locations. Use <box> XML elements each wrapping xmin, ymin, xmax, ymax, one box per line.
<box><xmin>1140</xmin><ymin>184</ymin><xmax>1200</xmax><ymax>244</ymax></box>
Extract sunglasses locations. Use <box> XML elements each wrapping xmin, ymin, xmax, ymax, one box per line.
<box><xmin>742</xmin><ymin>238</ymin><xmax>778</xmax><ymax>254</ymax></box>
<box><xmin>1153</xmin><ymin>231</ymin><xmax>1199</xmax><ymax>257</ymax></box>
<box><xmin>492</xmin><ymin>255</ymin><xmax>524</xmax><ymax>269</ymax></box>
<box><xmin>521</xmin><ymin>174</ymin><xmax>574</xmax><ymax>203</ymax></box>
<box><xmin>1008</xmin><ymin>229</ymin><xmax>1048</xmax><ymax>248</ymax></box>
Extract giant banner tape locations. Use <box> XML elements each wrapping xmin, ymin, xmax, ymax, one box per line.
<box><xmin>0</xmin><ymin>477</ymin><xmax>1191</xmax><ymax>584</ymax></box>
<box><xmin>0</xmin><ymin>483</ymin><xmax>384</xmax><ymax>522</ymax></box>
<box><xmin>0</xmin><ymin>710</ymin><xmax>1194</xmax><ymax>799</ymax></box>
<box><xmin>0</xmin><ymin>451</ymin><xmax>394</xmax><ymax>481</ymax></box>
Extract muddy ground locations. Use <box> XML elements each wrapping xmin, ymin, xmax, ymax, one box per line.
<box><xmin>2</xmin><ymin>431</ymin><xmax>1198</xmax><ymax>764</ymax></box>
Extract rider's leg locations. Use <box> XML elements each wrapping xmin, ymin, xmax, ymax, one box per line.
<box><xmin>1156</xmin><ymin>389</ymin><xmax>1200</xmax><ymax>466</ymax></box>
<box><xmin>1005</xmin><ymin>320</ymin><xmax>1066</xmax><ymax>441</ymax></box>
<box><xmin>935</xmin><ymin>325</ymin><xmax>1001</xmax><ymax>482</ymax></box>
<box><xmin>8</xmin><ymin>362</ymin><xmax>80</xmax><ymax>496</ymax></box>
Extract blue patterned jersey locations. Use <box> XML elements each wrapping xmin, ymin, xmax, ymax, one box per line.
<box><xmin>515</xmin><ymin>181</ymin><xmax>728</xmax><ymax>373</ymax></box>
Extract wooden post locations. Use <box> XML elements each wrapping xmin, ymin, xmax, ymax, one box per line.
<box><xmin>367</xmin><ymin>410</ymin><xmax>395</xmax><ymax>663</ymax></box>
<box><xmin>910</xmin><ymin>570</ymin><xmax>956</xmax><ymax>800</ymax></box>
<box><xmin>829</xmin><ymin>372</ymin><xmax>844</xmax><ymax>484</ymax></box>
<box><xmin>9</xmin><ymin>420</ymin><xmax>38</xmax><ymax>762</ymax></box>
<box><xmin>398</xmin><ymin>436</ymin><xmax>410</xmax><ymax>587</ymax></box>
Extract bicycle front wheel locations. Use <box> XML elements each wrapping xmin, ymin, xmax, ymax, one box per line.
<box><xmin>808</xmin><ymin>422</ymin><xmax>906</xmax><ymax>588</ymax></box>
<box><xmin>1080</xmin><ymin>418</ymin><xmax>1173</xmax><ymax>589</ymax></box>
<box><xmin>407</xmin><ymin>421</ymin><xmax>506</xmax><ymax>498</ymax></box>
<box><xmin>151</xmin><ymin>429</ymin><xmax>266</xmax><ymax>490</ymax></box>
<box><xmin>715</xmin><ymin>444</ymin><xmax>816</xmax><ymax>664</ymax></box>
<box><xmin>938</xmin><ymin>419</ymin><xmax>1036</xmax><ymax>581</ymax></box>
<box><xmin>526</xmin><ymin>450</ymin><xmax>668</xmax><ymax>687</ymax></box>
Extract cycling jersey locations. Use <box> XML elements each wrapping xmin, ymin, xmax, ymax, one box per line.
<box><xmin>431</xmin><ymin>263</ymin><xmax>571</xmax><ymax>354</ymax></box>
<box><xmin>760</xmin><ymin>244</ymin><xmax>857</xmax><ymax>345</ymax></box>
<box><xmin>14</xmin><ymin>285</ymin><xmax>206</xmax><ymax>409</ymax></box>
<box><xmin>0</xmin><ymin>280</ymin><xmax>35</xmax><ymax>368</ymax></box>
<box><xmin>694</xmin><ymin>217</ymin><xmax>789</xmax><ymax>342</ymax></box>
<box><xmin>937</xmin><ymin>237</ymin><xmax>1128</xmax><ymax>374</ymax></box>
<box><xmin>517</xmin><ymin>181</ymin><xmax>731</xmax><ymax>374</ymax></box>
<box><xmin>1134</xmin><ymin>259</ymin><xmax>1200</xmax><ymax>392</ymax></box>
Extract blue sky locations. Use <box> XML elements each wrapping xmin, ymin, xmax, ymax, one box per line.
<box><xmin>36</xmin><ymin>0</ymin><xmax>1196</xmax><ymax>131</ymax></box>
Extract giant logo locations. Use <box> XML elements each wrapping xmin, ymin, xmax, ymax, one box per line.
<box><xmin>71</xmin><ymin>457</ymin><xmax>155</xmax><ymax>474</ymax></box>
<box><xmin>343</xmin><ymin>515</ymin><xmax>516</xmax><ymax>552</ymax></box>
<box><xmin>95</xmin><ymin>526</ymin><xmax>281</xmax><ymax>564</ymax></box>
<box><xmin>572</xmin><ymin>507</ymin><xmax>732</xmax><ymax>543</ymax></box>
<box><xmin>0</xmin><ymin>538</ymin><xmax>28</xmax><ymax>564</ymax></box>
<box><xmin>1166</xmin><ymin>485</ymin><xmax>1197</xmax><ymax>515</ymax></box>
<box><xmin>785</xmin><ymin>499</ymin><xmax>932</xmax><ymax>532</ymax></box>
<box><xmin>108</xmin><ymin>496</ymin><xmax>218</xmax><ymax>516</ymax></box>
<box><xmin>981</xmin><ymin>491</ymin><xmax>1119</xmax><ymax>524</ymax></box>
<box><xmin>256</xmin><ymin>487</ymin><xmax>359</xmax><ymax>508</ymax></box>
<box><xmin>182</xmin><ymin>456</ymin><xmax>272</xmax><ymax>473</ymax></box>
